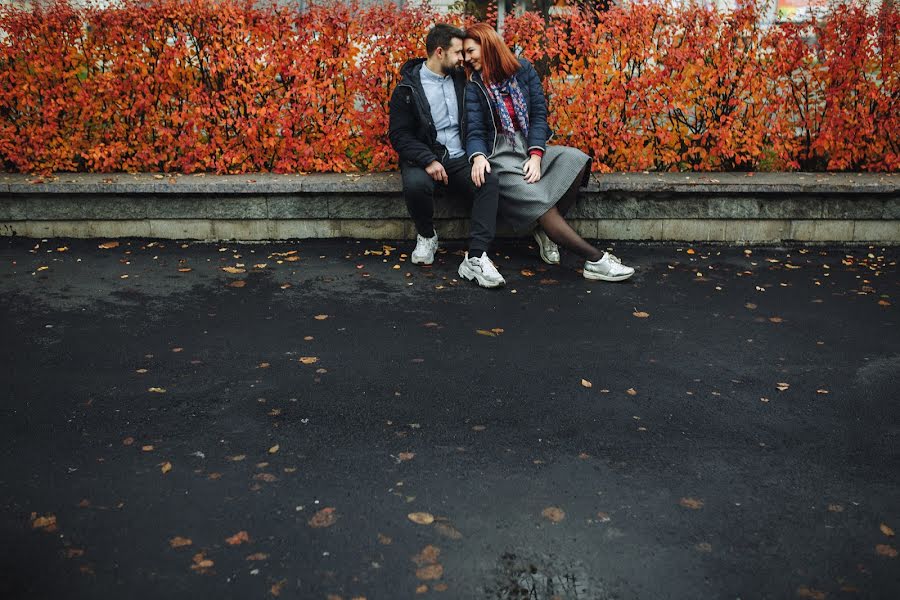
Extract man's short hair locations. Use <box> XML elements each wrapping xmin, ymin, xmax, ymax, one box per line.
<box><xmin>425</xmin><ymin>24</ymin><xmax>464</xmax><ymax>57</ymax></box>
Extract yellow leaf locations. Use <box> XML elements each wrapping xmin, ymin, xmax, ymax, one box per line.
<box><xmin>228</xmin><ymin>280</ymin><xmax>246</xmax><ymax>288</ymax></box>
<box><xmin>398</xmin><ymin>452</ymin><xmax>415</xmax><ymax>461</ymax></box>
<box><xmin>626</xmin><ymin>388</ymin><xmax>637</xmax><ymax>396</ymax></box>
<box><xmin>178</xmin><ymin>268</ymin><xmax>192</xmax><ymax>273</ymax></box>
<box><xmin>776</xmin><ymin>382</ymin><xmax>790</xmax><ymax>391</ymax></box>
<box><xmin>407</xmin><ymin>512</ymin><xmax>434</xmax><ymax>525</ymax></box>
<box><xmin>581</xmin><ymin>379</ymin><xmax>592</xmax><ymax>388</ymax></box>
<box><xmin>253</xmin><ymin>263</ymin><xmax>267</xmax><ymax>269</ymax></box>
<box><xmin>875</xmin><ymin>544</ymin><xmax>897</xmax><ymax>557</ymax></box>
<box><xmin>160</xmin><ymin>461</ymin><xmax>172</xmax><ymax>474</ymax></box>
<box><xmin>31</xmin><ymin>514</ymin><xmax>57</xmax><ymax>532</ymax></box>
<box><xmin>415</xmin><ymin>564</ymin><xmax>444</xmax><ymax>581</ymax></box>
<box><xmin>632</xmin><ymin>311</ymin><xmax>650</xmax><ymax>318</ymax></box>
<box><xmin>881</xmin><ymin>523</ymin><xmax>896</xmax><ymax>537</ymax></box>
<box><xmin>679</xmin><ymin>497</ymin><xmax>704</xmax><ymax>509</ymax></box>
<box><xmin>520</xmin><ymin>269</ymin><xmax>535</xmax><ymax>276</ymax></box>
<box><xmin>169</xmin><ymin>536</ymin><xmax>192</xmax><ymax>548</ymax></box>
<box><xmin>268</xmin><ymin>444</ymin><xmax>280</xmax><ymax>454</ymax></box>
<box><xmin>298</xmin><ymin>357</ymin><xmax>318</xmax><ymax>365</ymax></box>
<box><xmin>225</xmin><ymin>530</ymin><xmax>250</xmax><ymax>546</ymax></box>
<box><xmin>541</xmin><ymin>506</ymin><xmax>565</xmax><ymax>523</ymax></box>
<box><xmin>222</xmin><ymin>266</ymin><xmax>246</xmax><ymax>274</ymax></box>
<box><xmin>148</xmin><ymin>387</ymin><xmax>166</xmax><ymax>393</ymax></box>
<box><xmin>433</xmin><ymin>522</ymin><xmax>463</xmax><ymax>540</ymax></box>
<box><xmin>314</xmin><ymin>314</ymin><xmax>329</xmax><ymax>320</ymax></box>
<box><xmin>98</xmin><ymin>241</ymin><xmax>119</xmax><ymax>249</ymax></box>
<box><xmin>475</xmin><ymin>329</ymin><xmax>496</xmax><ymax>337</ymax></box>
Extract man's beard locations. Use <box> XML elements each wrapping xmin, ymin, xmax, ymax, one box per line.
<box><xmin>442</xmin><ymin>62</ymin><xmax>464</xmax><ymax>76</ymax></box>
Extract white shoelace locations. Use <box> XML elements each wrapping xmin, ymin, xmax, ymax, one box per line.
<box><xmin>474</xmin><ymin>254</ymin><xmax>501</xmax><ymax>278</ymax></box>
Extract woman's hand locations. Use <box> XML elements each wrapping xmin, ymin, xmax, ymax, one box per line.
<box><xmin>523</xmin><ymin>154</ymin><xmax>542</xmax><ymax>184</ymax></box>
<box><xmin>471</xmin><ymin>155</ymin><xmax>491</xmax><ymax>188</ymax></box>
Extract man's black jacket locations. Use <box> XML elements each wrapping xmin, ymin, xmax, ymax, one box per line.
<box><xmin>388</xmin><ymin>58</ymin><xmax>468</xmax><ymax>169</ymax></box>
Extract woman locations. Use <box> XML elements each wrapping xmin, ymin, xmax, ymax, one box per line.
<box><xmin>459</xmin><ymin>23</ymin><xmax>634</xmax><ymax>283</ymax></box>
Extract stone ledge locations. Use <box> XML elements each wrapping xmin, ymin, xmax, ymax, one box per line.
<box><xmin>2</xmin><ymin>172</ymin><xmax>897</xmax><ymax>195</ymax></box>
<box><xmin>2</xmin><ymin>172</ymin><xmax>897</xmax><ymax>242</ymax></box>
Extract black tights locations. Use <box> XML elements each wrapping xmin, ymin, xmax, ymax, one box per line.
<box><xmin>537</xmin><ymin>163</ymin><xmax>602</xmax><ymax>262</ymax></box>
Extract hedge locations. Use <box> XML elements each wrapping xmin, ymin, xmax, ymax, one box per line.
<box><xmin>0</xmin><ymin>0</ymin><xmax>896</xmax><ymax>174</ymax></box>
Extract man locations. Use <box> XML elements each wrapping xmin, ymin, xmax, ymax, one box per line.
<box><xmin>388</xmin><ymin>24</ymin><xmax>505</xmax><ymax>288</ymax></box>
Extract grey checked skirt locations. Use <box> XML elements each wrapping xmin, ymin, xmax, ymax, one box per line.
<box><xmin>490</xmin><ymin>131</ymin><xmax>591</xmax><ymax>232</ymax></box>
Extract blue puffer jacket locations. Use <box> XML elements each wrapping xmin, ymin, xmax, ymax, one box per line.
<box><xmin>464</xmin><ymin>58</ymin><xmax>551</xmax><ymax>162</ymax></box>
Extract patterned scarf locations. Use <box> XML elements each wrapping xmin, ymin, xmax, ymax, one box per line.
<box><xmin>487</xmin><ymin>75</ymin><xmax>528</xmax><ymax>141</ymax></box>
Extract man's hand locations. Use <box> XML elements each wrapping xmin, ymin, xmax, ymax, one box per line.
<box><xmin>425</xmin><ymin>160</ymin><xmax>448</xmax><ymax>185</ymax></box>
<box><xmin>523</xmin><ymin>154</ymin><xmax>542</xmax><ymax>184</ymax></box>
<box><xmin>471</xmin><ymin>155</ymin><xmax>491</xmax><ymax>188</ymax></box>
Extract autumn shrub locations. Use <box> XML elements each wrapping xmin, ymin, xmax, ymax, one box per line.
<box><xmin>0</xmin><ymin>0</ymin><xmax>895</xmax><ymax>174</ymax></box>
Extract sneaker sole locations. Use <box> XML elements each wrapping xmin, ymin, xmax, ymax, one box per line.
<box><xmin>532</xmin><ymin>231</ymin><xmax>560</xmax><ymax>265</ymax></box>
<box><xmin>458</xmin><ymin>263</ymin><xmax>505</xmax><ymax>288</ymax></box>
<box><xmin>411</xmin><ymin>255</ymin><xmax>434</xmax><ymax>265</ymax></box>
<box><xmin>583</xmin><ymin>269</ymin><xmax>634</xmax><ymax>282</ymax></box>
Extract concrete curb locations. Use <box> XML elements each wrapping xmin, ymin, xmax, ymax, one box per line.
<box><xmin>2</xmin><ymin>172</ymin><xmax>898</xmax><ymax>242</ymax></box>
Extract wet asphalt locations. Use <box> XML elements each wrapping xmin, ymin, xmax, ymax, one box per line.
<box><xmin>0</xmin><ymin>237</ymin><xmax>898</xmax><ymax>600</ymax></box>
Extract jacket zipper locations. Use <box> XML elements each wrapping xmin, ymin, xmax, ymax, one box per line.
<box><xmin>472</xmin><ymin>78</ymin><xmax>499</xmax><ymax>159</ymax></box>
<box><xmin>399</xmin><ymin>82</ymin><xmax>446</xmax><ymax>162</ymax></box>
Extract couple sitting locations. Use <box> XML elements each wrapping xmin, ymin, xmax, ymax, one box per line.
<box><xmin>388</xmin><ymin>23</ymin><xmax>634</xmax><ymax>288</ymax></box>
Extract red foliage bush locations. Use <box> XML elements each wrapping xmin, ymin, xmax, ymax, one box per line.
<box><xmin>0</xmin><ymin>0</ymin><xmax>895</xmax><ymax>174</ymax></box>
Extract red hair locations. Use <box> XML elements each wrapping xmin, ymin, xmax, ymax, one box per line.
<box><xmin>464</xmin><ymin>23</ymin><xmax>520</xmax><ymax>86</ymax></box>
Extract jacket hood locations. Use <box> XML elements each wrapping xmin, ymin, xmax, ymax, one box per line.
<box><xmin>399</xmin><ymin>58</ymin><xmax>426</xmax><ymax>84</ymax></box>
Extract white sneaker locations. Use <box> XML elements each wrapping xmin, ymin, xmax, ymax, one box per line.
<box><xmin>533</xmin><ymin>228</ymin><xmax>560</xmax><ymax>264</ymax></box>
<box><xmin>411</xmin><ymin>233</ymin><xmax>438</xmax><ymax>265</ymax></box>
<box><xmin>583</xmin><ymin>252</ymin><xmax>634</xmax><ymax>282</ymax></box>
<box><xmin>458</xmin><ymin>252</ymin><xmax>506</xmax><ymax>288</ymax></box>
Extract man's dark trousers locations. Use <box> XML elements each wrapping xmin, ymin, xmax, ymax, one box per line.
<box><xmin>401</xmin><ymin>155</ymin><xmax>499</xmax><ymax>256</ymax></box>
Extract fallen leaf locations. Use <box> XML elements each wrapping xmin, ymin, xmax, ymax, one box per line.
<box><xmin>816</xmin><ymin>389</ymin><xmax>829</xmax><ymax>394</ymax></box>
<box><xmin>745</xmin><ymin>303</ymin><xmax>757</xmax><ymax>309</ymax></box>
<box><xmin>160</xmin><ymin>461</ymin><xmax>172</xmax><ymax>474</ymax></box>
<box><xmin>412</xmin><ymin>545</ymin><xmax>441</xmax><ymax>566</ymax></box>
<box><xmin>227</xmin><ymin>280</ymin><xmax>246</xmax><ymax>288</ymax></box>
<box><xmin>190</xmin><ymin>552</ymin><xmax>214</xmax><ymax>571</ymax></box>
<box><xmin>268</xmin><ymin>444</ymin><xmax>280</xmax><ymax>454</ymax></box>
<box><xmin>142</xmin><ymin>445</ymin><xmax>154</xmax><ymax>451</ymax></box>
<box><xmin>98</xmin><ymin>241</ymin><xmax>119</xmax><ymax>249</ymax></box>
<box><xmin>314</xmin><ymin>314</ymin><xmax>329</xmax><ymax>320</ymax></box>
<box><xmin>769</xmin><ymin>317</ymin><xmax>784</xmax><ymax>323</ymax></box>
<box><xmin>415</xmin><ymin>585</ymin><xmax>428</xmax><ymax>594</ymax></box>
<box><xmin>776</xmin><ymin>382</ymin><xmax>790</xmax><ymax>391</ymax></box>
<box><xmin>491</xmin><ymin>328</ymin><xmax>504</xmax><ymax>334</ymax></box>
<box><xmin>298</xmin><ymin>357</ymin><xmax>319</xmax><ymax>365</ymax></box>
<box><xmin>472</xmin><ymin>425</ymin><xmax>486</xmax><ymax>432</ymax></box>
<box><xmin>626</xmin><ymin>388</ymin><xmax>637</xmax><ymax>396</ymax></box>
<box><xmin>876</xmin><ymin>544</ymin><xmax>897</xmax><ymax>557</ymax></box>
<box><xmin>416</xmin><ymin>564</ymin><xmax>444</xmax><ymax>581</ymax></box>
<box><xmin>308</xmin><ymin>507</ymin><xmax>337</xmax><ymax>528</ymax></box>
<box><xmin>433</xmin><ymin>522</ymin><xmax>463</xmax><ymax>540</ymax></box>
<box><xmin>225</xmin><ymin>530</ymin><xmax>250</xmax><ymax>546</ymax></box>
<box><xmin>31</xmin><ymin>514</ymin><xmax>57</xmax><ymax>532</ymax></box>
<box><xmin>878</xmin><ymin>300</ymin><xmax>891</xmax><ymax>307</ymax></box>
<box><xmin>407</xmin><ymin>512</ymin><xmax>435</xmax><ymax>525</ymax></box>
<box><xmin>881</xmin><ymin>523</ymin><xmax>896</xmax><ymax>537</ymax></box>
<box><xmin>596</xmin><ymin>512</ymin><xmax>611</xmax><ymax>523</ymax></box>
<box><xmin>246</xmin><ymin>552</ymin><xmax>268</xmax><ymax>561</ymax></box>
<box><xmin>433</xmin><ymin>583</ymin><xmax>448</xmax><ymax>592</ymax></box>
<box><xmin>258</xmin><ymin>362</ymin><xmax>270</xmax><ymax>369</ymax></box>
<box><xmin>541</xmin><ymin>507</ymin><xmax>565</xmax><ymax>523</ymax></box>
<box><xmin>475</xmin><ymin>329</ymin><xmax>496</xmax><ymax>337</ymax></box>
<box><xmin>148</xmin><ymin>387</ymin><xmax>166</xmax><ymax>393</ymax></box>
<box><xmin>253</xmin><ymin>263</ymin><xmax>267</xmax><ymax>269</ymax></box>
<box><xmin>169</xmin><ymin>536</ymin><xmax>192</xmax><ymax>548</ymax></box>
<box><xmin>423</xmin><ymin>322</ymin><xmax>439</xmax><ymax>328</ymax></box>
<box><xmin>827</xmin><ymin>503</ymin><xmax>845</xmax><ymax>513</ymax></box>
<box><xmin>632</xmin><ymin>311</ymin><xmax>650</xmax><ymax>318</ymax></box>
<box><xmin>686</xmin><ymin>248</ymin><xmax>695</xmax><ymax>255</ymax></box>
<box><xmin>270</xmin><ymin>579</ymin><xmax>287</xmax><ymax>596</ymax></box>
<box><xmin>228</xmin><ymin>454</ymin><xmax>246</xmax><ymax>462</ymax></box>
<box><xmin>796</xmin><ymin>586</ymin><xmax>825</xmax><ymax>599</ymax></box>
<box><xmin>135</xmin><ymin>368</ymin><xmax>148</xmax><ymax>374</ymax></box>
<box><xmin>221</xmin><ymin>267</ymin><xmax>246</xmax><ymax>274</ymax></box>
<box><xmin>178</xmin><ymin>268</ymin><xmax>192</xmax><ymax>273</ymax></box>
<box><xmin>520</xmin><ymin>269</ymin><xmax>535</xmax><ymax>277</ymax></box>
<box><xmin>64</xmin><ymin>548</ymin><xmax>84</xmax><ymax>558</ymax></box>
<box><xmin>581</xmin><ymin>379</ymin><xmax>592</xmax><ymax>388</ymax></box>
<box><xmin>122</xmin><ymin>436</ymin><xmax>135</xmax><ymax>446</ymax></box>
<box><xmin>253</xmin><ymin>473</ymin><xmax>277</xmax><ymax>482</ymax></box>
<box><xmin>377</xmin><ymin>533</ymin><xmax>392</xmax><ymax>545</ymax></box>
<box><xmin>538</xmin><ymin>278</ymin><xmax>558</xmax><ymax>285</ymax></box>
<box><xmin>679</xmin><ymin>497</ymin><xmax>704</xmax><ymax>510</ymax></box>
<box><xmin>398</xmin><ymin>452</ymin><xmax>415</xmax><ymax>462</ymax></box>
<box><xmin>695</xmin><ymin>542</ymin><xmax>712</xmax><ymax>552</ymax></box>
